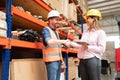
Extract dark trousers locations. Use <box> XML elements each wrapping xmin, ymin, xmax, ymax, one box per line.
<box><xmin>79</xmin><ymin>57</ymin><xmax>101</xmax><ymax>80</ymax></box>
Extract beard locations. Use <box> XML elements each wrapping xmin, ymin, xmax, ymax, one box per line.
<box><xmin>55</xmin><ymin>23</ymin><xmax>60</xmax><ymax>28</ymax></box>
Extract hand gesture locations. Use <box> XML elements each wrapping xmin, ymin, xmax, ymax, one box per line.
<box><xmin>62</xmin><ymin>39</ymin><xmax>71</xmax><ymax>47</ymax></box>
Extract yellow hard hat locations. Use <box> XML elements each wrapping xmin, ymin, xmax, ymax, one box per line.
<box><xmin>84</xmin><ymin>9</ymin><xmax>102</xmax><ymax>20</ymax></box>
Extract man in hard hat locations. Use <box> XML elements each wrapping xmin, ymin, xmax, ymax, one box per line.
<box><xmin>70</xmin><ymin>9</ymin><xmax>106</xmax><ymax>80</ymax></box>
<box><xmin>42</xmin><ymin>10</ymin><xmax>69</xmax><ymax>80</ymax></box>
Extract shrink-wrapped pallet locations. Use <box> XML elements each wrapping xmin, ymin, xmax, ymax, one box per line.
<box><xmin>77</xmin><ymin>0</ymin><xmax>88</xmax><ymax>15</ymax></box>
<box><xmin>0</xmin><ymin>11</ymin><xmax>6</xmax><ymax>20</ymax></box>
<box><xmin>68</xmin><ymin>3</ymin><xmax>77</xmax><ymax>22</ymax></box>
<box><xmin>102</xmin><ymin>41</ymin><xmax>115</xmax><ymax>62</ymax></box>
<box><xmin>43</xmin><ymin>0</ymin><xmax>68</xmax><ymax>18</ymax></box>
<box><xmin>68</xmin><ymin>57</ymin><xmax>77</xmax><ymax>80</ymax></box>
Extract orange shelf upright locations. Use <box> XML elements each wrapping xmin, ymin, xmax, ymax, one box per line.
<box><xmin>12</xmin><ymin>6</ymin><xmax>47</xmax><ymax>27</ymax></box>
<box><xmin>33</xmin><ymin>0</ymin><xmax>52</xmax><ymax>12</ymax></box>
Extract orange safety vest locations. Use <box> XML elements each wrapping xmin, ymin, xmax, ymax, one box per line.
<box><xmin>42</xmin><ymin>26</ymin><xmax>62</xmax><ymax>62</ymax></box>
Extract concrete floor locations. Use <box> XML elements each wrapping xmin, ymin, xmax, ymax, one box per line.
<box><xmin>76</xmin><ymin>62</ymin><xmax>117</xmax><ymax>80</ymax></box>
<box><xmin>101</xmin><ymin>62</ymin><xmax>117</xmax><ymax>80</ymax></box>
<box><xmin>0</xmin><ymin>61</ymin><xmax>117</xmax><ymax>80</ymax></box>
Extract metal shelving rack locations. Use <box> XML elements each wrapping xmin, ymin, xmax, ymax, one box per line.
<box><xmin>1</xmin><ymin>0</ymin><xmax>84</xmax><ymax>80</ymax></box>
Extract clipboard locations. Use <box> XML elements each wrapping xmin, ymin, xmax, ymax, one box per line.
<box><xmin>76</xmin><ymin>42</ymin><xmax>89</xmax><ymax>45</ymax></box>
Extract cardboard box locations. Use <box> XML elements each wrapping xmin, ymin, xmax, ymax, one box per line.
<box><xmin>68</xmin><ymin>3</ymin><xmax>77</xmax><ymax>22</ymax></box>
<box><xmin>0</xmin><ymin>19</ymin><xmax>7</xmax><ymax>37</ymax></box>
<box><xmin>102</xmin><ymin>41</ymin><xmax>115</xmax><ymax>62</ymax></box>
<box><xmin>10</xmin><ymin>59</ymin><xmax>47</xmax><ymax>80</ymax></box>
<box><xmin>0</xmin><ymin>29</ymin><xmax>7</xmax><ymax>37</ymax></box>
<box><xmin>77</xmin><ymin>0</ymin><xmax>88</xmax><ymax>15</ymax></box>
<box><xmin>43</xmin><ymin>0</ymin><xmax>68</xmax><ymax>18</ymax></box>
<box><xmin>0</xmin><ymin>11</ymin><xmax>6</xmax><ymax>20</ymax></box>
<box><xmin>68</xmin><ymin>57</ymin><xmax>77</xmax><ymax>80</ymax></box>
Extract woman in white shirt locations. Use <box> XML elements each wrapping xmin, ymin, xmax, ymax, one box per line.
<box><xmin>71</xmin><ymin>9</ymin><xmax>106</xmax><ymax>80</ymax></box>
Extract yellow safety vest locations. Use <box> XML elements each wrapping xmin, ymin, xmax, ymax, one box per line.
<box><xmin>43</xmin><ymin>26</ymin><xmax>62</xmax><ymax>62</ymax></box>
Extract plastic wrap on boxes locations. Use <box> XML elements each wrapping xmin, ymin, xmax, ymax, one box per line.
<box><xmin>0</xmin><ymin>20</ymin><xmax>7</xmax><ymax>30</ymax></box>
<box><xmin>0</xmin><ymin>11</ymin><xmax>7</xmax><ymax>37</ymax></box>
<box><xmin>0</xmin><ymin>20</ymin><xmax>7</xmax><ymax>37</ymax></box>
<box><xmin>0</xmin><ymin>29</ymin><xmax>7</xmax><ymax>37</ymax></box>
<box><xmin>0</xmin><ymin>11</ymin><xmax>6</xmax><ymax>20</ymax></box>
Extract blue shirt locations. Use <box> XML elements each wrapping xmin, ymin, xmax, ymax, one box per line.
<box><xmin>42</xmin><ymin>26</ymin><xmax>58</xmax><ymax>46</ymax></box>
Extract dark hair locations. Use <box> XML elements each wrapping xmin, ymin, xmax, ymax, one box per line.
<box><xmin>89</xmin><ymin>16</ymin><xmax>99</xmax><ymax>20</ymax></box>
<box><xmin>88</xmin><ymin>16</ymin><xmax>102</xmax><ymax>29</ymax></box>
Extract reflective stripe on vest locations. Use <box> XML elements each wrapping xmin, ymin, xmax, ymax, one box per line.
<box><xmin>43</xmin><ymin>48</ymin><xmax>59</xmax><ymax>56</ymax></box>
<box><xmin>43</xmin><ymin>56</ymin><xmax>61</xmax><ymax>62</ymax></box>
<box><xmin>43</xmin><ymin>26</ymin><xmax>61</xmax><ymax>62</ymax></box>
<box><xmin>43</xmin><ymin>48</ymin><xmax>61</xmax><ymax>62</ymax></box>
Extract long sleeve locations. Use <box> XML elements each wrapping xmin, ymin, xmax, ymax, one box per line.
<box><xmin>71</xmin><ymin>42</ymin><xmax>80</xmax><ymax>48</ymax></box>
<box><xmin>88</xmin><ymin>30</ymin><xmax>106</xmax><ymax>55</ymax></box>
<box><xmin>78</xmin><ymin>29</ymin><xmax>106</xmax><ymax>59</ymax></box>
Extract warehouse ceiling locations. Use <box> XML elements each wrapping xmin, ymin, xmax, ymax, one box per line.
<box><xmin>87</xmin><ymin>0</ymin><xmax>120</xmax><ymax>17</ymax></box>
<box><xmin>87</xmin><ymin>0</ymin><xmax>120</xmax><ymax>36</ymax></box>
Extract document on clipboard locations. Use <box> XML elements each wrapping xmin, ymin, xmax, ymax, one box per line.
<box><xmin>73</xmin><ymin>40</ymin><xmax>89</xmax><ymax>45</ymax></box>
<box><xmin>76</xmin><ymin>42</ymin><xmax>89</xmax><ymax>45</ymax></box>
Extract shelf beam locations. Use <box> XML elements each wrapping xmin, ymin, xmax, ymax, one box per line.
<box><xmin>12</xmin><ymin>6</ymin><xmax>47</xmax><ymax>27</ymax></box>
<box><xmin>33</xmin><ymin>0</ymin><xmax>52</xmax><ymax>12</ymax></box>
<box><xmin>0</xmin><ymin>37</ymin><xmax>10</xmax><ymax>49</ymax></box>
<box><xmin>10</xmin><ymin>38</ymin><xmax>44</xmax><ymax>49</ymax></box>
<box><xmin>0</xmin><ymin>37</ymin><xmax>44</xmax><ymax>49</ymax></box>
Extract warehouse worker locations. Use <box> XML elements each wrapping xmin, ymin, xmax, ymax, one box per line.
<box><xmin>70</xmin><ymin>9</ymin><xmax>106</xmax><ymax>80</ymax></box>
<box><xmin>42</xmin><ymin>10</ymin><xmax>69</xmax><ymax>80</ymax></box>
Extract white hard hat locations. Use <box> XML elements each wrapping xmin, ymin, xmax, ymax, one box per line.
<box><xmin>47</xmin><ymin>10</ymin><xmax>60</xmax><ymax>19</ymax></box>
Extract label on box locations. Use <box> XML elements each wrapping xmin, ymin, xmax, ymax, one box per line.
<box><xmin>0</xmin><ymin>20</ymin><xmax>7</xmax><ymax>30</ymax></box>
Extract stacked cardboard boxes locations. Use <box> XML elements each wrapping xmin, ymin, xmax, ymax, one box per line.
<box><xmin>68</xmin><ymin>3</ymin><xmax>77</xmax><ymax>22</ymax></box>
<box><xmin>102</xmin><ymin>41</ymin><xmax>115</xmax><ymax>62</ymax></box>
<box><xmin>78</xmin><ymin>0</ymin><xmax>88</xmax><ymax>15</ymax></box>
<box><xmin>43</xmin><ymin>0</ymin><xmax>69</xmax><ymax>18</ymax></box>
<box><xmin>0</xmin><ymin>11</ymin><xmax>7</xmax><ymax>37</ymax></box>
<box><xmin>68</xmin><ymin>57</ymin><xmax>77</xmax><ymax>80</ymax></box>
